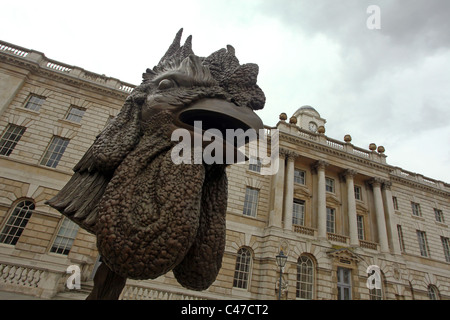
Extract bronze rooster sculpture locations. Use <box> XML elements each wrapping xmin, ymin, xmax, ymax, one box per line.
<box><xmin>46</xmin><ymin>28</ymin><xmax>265</xmax><ymax>299</ymax></box>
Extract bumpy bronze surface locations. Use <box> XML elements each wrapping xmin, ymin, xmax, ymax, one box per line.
<box><xmin>46</xmin><ymin>28</ymin><xmax>265</xmax><ymax>296</ymax></box>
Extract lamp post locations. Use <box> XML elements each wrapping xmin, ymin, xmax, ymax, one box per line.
<box><xmin>276</xmin><ymin>250</ymin><xmax>288</xmax><ymax>300</ymax></box>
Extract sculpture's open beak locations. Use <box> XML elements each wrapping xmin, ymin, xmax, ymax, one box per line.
<box><xmin>178</xmin><ymin>98</ymin><xmax>264</xmax><ymax>137</ymax></box>
<box><xmin>175</xmin><ymin>98</ymin><xmax>264</xmax><ymax>163</ymax></box>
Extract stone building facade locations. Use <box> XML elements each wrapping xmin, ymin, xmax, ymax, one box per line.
<box><xmin>0</xmin><ymin>41</ymin><xmax>449</xmax><ymax>300</ymax></box>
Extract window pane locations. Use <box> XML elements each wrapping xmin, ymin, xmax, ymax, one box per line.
<box><xmin>292</xmin><ymin>200</ymin><xmax>305</xmax><ymax>226</ymax></box>
<box><xmin>0</xmin><ymin>125</ymin><xmax>26</xmax><ymax>156</ymax></box>
<box><xmin>66</xmin><ymin>106</ymin><xmax>85</xmax><ymax>123</ymax></box>
<box><xmin>243</xmin><ymin>187</ymin><xmax>259</xmax><ymax>217</ymax></box>
<box><xmin>417</xmin><ymin>231</ymin><xmax>429</xmax><ymax>257</ymax></box>
<box><xmin>325</xmin><ymin>178</ymin><xmax>334</xmax><ymax>192</ymax></box>
<box><xmin>40</xmin><ymin>136</ymin><xmax>70</xmax><ymax>168</ymax></box>
<box><xmin>326</xmin><ymin>208</ymin><xmax>335</xmax><ymax>233</ymax></box>
<box><xmin>233</xmin><ymin>248</ymin><xmax>252</xmax><ymax>289</ymax></box>
<box><xmin>24</xmin><ymin>95</ymin><xmax>45</xmax><ymax>111</ymax></box>
<box><xmin>357</xmin><ymin>215</ymin><xmax>364</xmax><ymax>240</ymax></box>
<box><xmin>0</xmin><ymin>200</ymin><xmax>34</xmax><ymax>245</ymax></box>
<box><xmin>296</xmin><ymin>256</ymin><xmax>314</xmax><ymax>299</ymax></box>
<box><xmin>441</xmin><ymin>237</ymin><xmax>450</xmax><ymax>262</ymax></box>
<box><xmin>294</xmin><ymin>169</ymin><xmax>305</xmax><ymax>184</ymax></box>
<box><xmin>50</xmin><ymin>218</ymin><xmax>79</xmax><ymax>255</ymax></box>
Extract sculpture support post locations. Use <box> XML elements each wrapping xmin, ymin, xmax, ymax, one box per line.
<box><xmin>86</xmin><ymin>263</ymin><xmax>127</xmax><ymax>300</ymax></box>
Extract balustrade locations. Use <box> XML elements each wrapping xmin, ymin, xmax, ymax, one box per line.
<box><xmin>120</xmin><ymin>284</ymin><xmax>207</xmax><ymax>300</ymax></box>
<box><xmin>0</xmin><ymin>263</ymin><xmax>43</xmax><ymax>288</ymax></box>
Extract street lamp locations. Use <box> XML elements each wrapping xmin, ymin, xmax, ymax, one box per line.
<box><xmin>276</xmin><ymin>250</ymin><xmax>288</xmax><ymax>300</ymax></box>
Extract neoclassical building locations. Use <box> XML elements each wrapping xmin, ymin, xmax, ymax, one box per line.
<box><xmin>0</xmin><ymin>41</ymin><xmax>449</xmax><ymax>300</ymax></box>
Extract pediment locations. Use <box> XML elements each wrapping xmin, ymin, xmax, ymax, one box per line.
<box><xmin>327</xmin><ymin>248</ymin><xmax>363</xmax><ymax>263</ymax></box>
<box><xmin>356</xmin><ymin>202</ymin><xmax>369</xmax><ymax>212</ymax></box>
<box><xmin>326</xmin><ymin>194</ymin><xmax>341</xmax><ymax>205</ymax></box>
<box><xmin>294</xmin><ymin>185</ymin><xmax>311</xmax><ymax>198</ymax></box>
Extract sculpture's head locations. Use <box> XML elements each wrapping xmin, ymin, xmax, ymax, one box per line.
<box><xmin>130</xmin><ymin>28</ymin><xmax>265</xmax><ymax>155</ymax></box>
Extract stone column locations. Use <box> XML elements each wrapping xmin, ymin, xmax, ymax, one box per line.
<box><xmin>314</xmin><ymin>160</ymin><xmax>329</xmax><ymax>239</ymax></box>
<box><xmin>269</xmin><ymin>152</ymin><xmax>285</xmax><ymax>228</ymax></box>
<box><xmin>344</xmin><ymin>169</ymin><xmax>359</xmax><ymax>246</ymax></box>
<box><xmin>382</xmin><ymin>182</ymin><xmax>401</xmax><ymax>255</ymax></box>
<box><xmin>283</xmin><ymin>152</ymin><xmax>296</xmax><ymax>230</ymax></box>
<box><xmin>370</xmin><ymin>178</ymin><xmax>389</xmax><ymax>252</ymax></box>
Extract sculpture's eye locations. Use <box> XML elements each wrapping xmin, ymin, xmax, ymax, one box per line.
<box><xmin>158</xmin><ymin>79</ymin><xmax>175</xmax><ymax>90</ymax></box>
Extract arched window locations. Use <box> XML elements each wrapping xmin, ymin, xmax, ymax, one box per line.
<box><xmin>428</xmin><ymin>285</ymin><xmax>440</xmax><ymax>300</ymax></box>
<box><xmin>233</xmin><ymin>247</ymin><xmax>252</xmax><ymax>289</ymax></box>
<box><xmin>296</xmin><ymin>255</ymin><xmax>314</xmax><ymax>299</ymax></box>
<box><xmin>0</xmin><ymin>199</ymin><xmax>35</xmax><ymax>245</ymax></box>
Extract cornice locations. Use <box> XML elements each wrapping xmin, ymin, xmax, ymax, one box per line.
<box><xmin>389</xmin><ymin>174</ymin><xmax>450</xmax><ymax>197</ymax></box>
<box><xmin>0</xmin><ymin>51</ymin><xmax>133</xmax><ymax>100</ymax></box>
<box><xmin>279</xmin><ymin>132</ymin><xmax>391</xmax><ymax>173</ymax></box>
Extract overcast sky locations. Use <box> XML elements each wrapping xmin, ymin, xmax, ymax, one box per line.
<box><xmin>1</xmin><ymin>0</ymin><xmax>449</xmax><ymax>183</ymax></box>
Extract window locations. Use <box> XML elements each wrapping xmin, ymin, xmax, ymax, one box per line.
<box><xmin>0</xmin><ymin>124</ymin><xmax>26</xmax><ymax>156</ymax></box>
<box><xmin>0</xmin><ymin>200</ymin><xmax>35</xmax><ymax>245</ymax></box>
<box><xmin>65</xmin><ymin>106</ymin><xmax>85</xmax><ymax>123</ymax></box>
<box><xmin>441</xmin><ymin>237</ymin><xmax>450</xmax><ymax>262</ymax></box>
<box><xmin>292</xmin><ymin>199</ymin><xmax>305</xmax><ymax>226</ymax></box>
<box><xmin>428</xmin><ymin>285</ymin><xmax>440</xmax><ymax>300</ymax></box>
<box><xmin>417</xmin><ymin>230</ymin><xmax>429</xmax><ymax>257</ymax></box>
<box><xmin>397</xmin><ymin>225</ymin><xmax>405</xmax><ymax>252</ymax></box>
<box><xmin>357</xmin><ymin>215</ymin><xmax>365</xmax><ymax>240</ymax></box>
<box><xmin>434</xmin><ymin>209</ymin><xmax>445</xmax><ymax>223</ymax></box>
<box><xmin>369</xmin><ymin>287</ymin><xmax>383</xmax><ymax>300</ymax></box>
<box><xmin>296</xmin><ymin>255</ymin><xmax>314</xmax><ymax>299</ymax></box>
<box><xmin>326</xmin><ymin>207</ymin><xmax>335</xmax><ymax>233</ymax></box>
<box><xmin>233</xmin><ymin>248</ymin><xmax>252</xmax><ymax>289</ymax></box>
<box><xmin>354</xmin><ymin>186</ymin><xmax>362</xmax><ymax>201</ymax></box>
<box><xmin>392</xmin><ymin>196</ymin><xmax>399</xmax><ymax>210</ymax></box>
<box><xmin>337</xmin><ymin>267</ymin><xmax>352</xmax><ymax>300</ymax></box>
<box><xmin>243</xmin><ymin>187</ymin><xmax>259</xmax><ymax>217</ymax></box>
<box><xmin>411</xmin><ymin>202</ymin><xmax>422</xmax><ymax>217</ymax></box>
<box><xmin>50</xmin><ymin>217</ymin><xmax>80</xmax><ymax>255</ymax></box>
<box><xmin>24</xmin><ymin>95</ymin><xmax>45</xmax><ymax>111</ymax></box>
<box><xmin>40</xmin><ymin>136</ymin><xmax>70</xmax><ymax>168</ymax></box>
<box><xmin>294</xmin><ymin>169</ymin><xmax>305</xmax><ymax>185</ymax></box>
<box><xmin>325</xmin><ymin>177</ymin><xmax>334</xmax><ymax>193</ymax></box>
<box><xmin>248</xmin><ymin>157</ymin><xmax>261</xmax><ymax>173</ymax></box>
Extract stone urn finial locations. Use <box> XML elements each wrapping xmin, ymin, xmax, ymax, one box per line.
<box><xmin>289</xmin><ymin>116</ymin><xmax>297</xmax><ymax>124</ymax></box>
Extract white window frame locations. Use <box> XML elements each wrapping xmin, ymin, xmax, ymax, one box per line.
<box><xmin>417</xmin><ymin>230</ymin><xmax>429</xmax><ymax>257</ymax></box>
<box><xmin>243</xmin><ymin>187</ymin><xmax>259</xmax><ymax>217</ymax></box>
<box><xmin>294</xmin><ymin>169</ymin><xmax>305</xmax><ymax>185</ymax></box>
<box><xmin>296</xmin><ymin>255</ymin><xmax>314</xmax><ymax>300</ymax></box>
<box><xmin>357</xmin><ymin>215</ymin><xmax>365</xmax><ymax>240</ymax></box>
<box><xmin>292</xmin><ymin>199</ymin><xmax>305</xmax><ymax>226</ymax></box>
<box><xmin>411</xmin><ymin>202</ymin><xmax>422</xmax><ymax>217</ymax></box>
<box><xmin>0</xmin><ymin>200</ymin><xmax>35</xmax><ymax>246</ymax></box>
<box><xmin>50</xmin><ymin>217</ymin><xmax>80</xmax><ymax>255</ymax></box>
<box><xmin>65</xmin><ymin>105</ymin><xmax>86</xmax><ymax>123</ymax></box>
<box><xmin>326</xmin><ymin>207</ymin><xmax>335</xmax><ymax>234</ymax></box>
<box><xmin>233</xmin><ymin>247</ymin><xmax>252</xmax><ymax>290</ymax></box>
<box><xmin>40</xmin><ymin>136</ymin><xmax>70</xmax><ymax>168</ymax></box>
<box><xmin>337</xmin><ymin>267</ymin><xmax>352</xmax><ymax>300</ymax></box>
<box><xmin>325</xmin><ymin>177</ymin><xmax>335</xmax><ymax>193</ymax></box>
